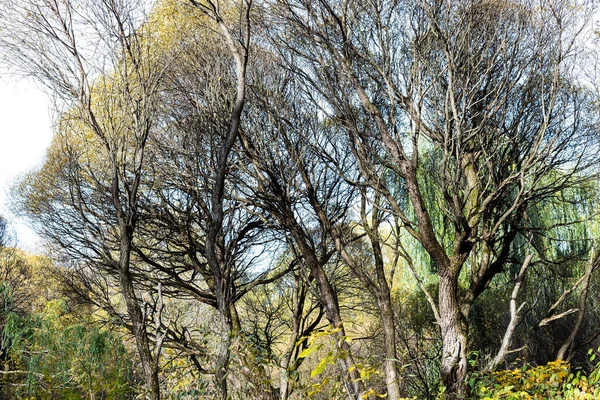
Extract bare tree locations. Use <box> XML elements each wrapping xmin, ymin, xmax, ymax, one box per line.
<box><xmin>267</xmin><ymin>0</ymin><xmax>598</xmax><ymax>396</ymax></box>
<box><xmin>1</xmin><ymin>1</ymin><xmax>166</xmax><ymax>397</ymax></box>
<box><xmin>239</xmin><ymin>67</ymin><xmax>378</xmax><ymax>398</ymax></box>
<box><xmin>168</xmin><ymin>1</ymin><xmax>259</xmax><ymax>398</ymax></box>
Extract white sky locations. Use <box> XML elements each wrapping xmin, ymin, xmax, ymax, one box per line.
<box><xmin>0</xmin><ymin>77</ymin><xmax>53</xmax><ymax>252</ymax></box>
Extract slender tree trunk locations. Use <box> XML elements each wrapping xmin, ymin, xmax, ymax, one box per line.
<box><xmin>439</xmin><ymin>271</ymin><xmax>468</xmax><ymax>399</ymax></box>
<box><xmin>279</xmin><ymin>295</ymin><xmax>302</xmax><ymax>400</ymax></box>
<box><xmin>119</xmin><ymin>261</ymin><xmax>160</xmax><ymax>400</ymax></box>
<box><xmin>378</xmin><ymin>292</ymin><xmax>401</xmax><ymax>400</ymax></box>
<box><xmin>487</xmin><ymin>255</ymin><xmax>532</xmax><ymax>371</ymax></box>
<box><xmin>280</xmin><ymin>279</ymin><xmax>318</xmax><ymax>400</ymax></box>
<box><xmin>314</xmin><ymin>190</ymin><xmax>400</xmax><ymax>398</ymax></box>
<box><xmin>280</xmin><ymin>331</ymin><xmax>298</xmax><ymax>400</ymax></box>
<box><xmin>557</xmin><ymin>249</ymin><xmax>598</xmax><ymax>360</ymax></box>
<box><xmin>372</xmin><ymin>231</ymin><xmax>402</xmax><ymax>400</ymax></box>
<box><xmin>288</xmin><ymin>225</ymin><xmax>366</xmax><ymax>399</ymax></box>
<box><xmin>115</xmin><ymin>189</ymin><xmax>160</xmax><ymax>400</ymax></box>
<box><xmin>198</xmin><ymin>260</ymin><xmax>232</xmax><ymax>400</ymax></box>
<box><xmin>310</xmin><ymin>256</ymin><xmax>365</xmax><ymax>399</ymax></box>
<box><xmin>215</xmin><ymin>296</ymin><xmax>232</xmax><ymax>400</ymax></box>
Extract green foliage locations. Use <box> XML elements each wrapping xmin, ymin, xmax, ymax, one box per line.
<box><xmin>296</xmin><ymin>327</ymin><xmax>387</xmax><ymax>399</ymax></box>
<box><xmin>468</xmin><ymin>350</ymin><xmax>600</xmax><ymax>399</ymax></box>
<box><xmin>1</xmin><ymin>296</ymin><xmax>136</xmax><ymax>399</ymax></box>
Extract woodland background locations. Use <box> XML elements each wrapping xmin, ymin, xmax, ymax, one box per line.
<box><xmin>0</xmin><ymin>0</ymin><xmax>600</xmax><ymax>399</ymax></box>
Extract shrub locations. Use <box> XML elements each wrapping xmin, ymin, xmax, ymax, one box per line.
<box><xmin>470</xmin><ymin>349</ymin><xmax>600</xmax><ymax>399</ymax></box>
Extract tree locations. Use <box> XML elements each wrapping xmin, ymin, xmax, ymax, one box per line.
<box><xmin>1</xmin><ymin>1</ymin><xmax>166</xmax><ymax>397</ymax></box>
<box><xmin>2</xmin><ymin>0</ymin><xmax>600</xmax><ymax>398</ymax></box>
<box><xmin>240</xmin><ymin>67</ymin><xmax>379</xmax><ymax>398</ymax></box>
<box><xmin>154</xmin><ymin>1</ymin><xmax>264</xmax><ymax>397</ymax></box>
<box><xmin>268</xmin><ymin>0</ymin><xmax>598</xmax><ymax>396</ymax></box>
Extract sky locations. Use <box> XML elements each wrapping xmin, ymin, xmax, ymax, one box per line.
<box><xmin>0</xmin><ymin>77</ymin><xmax>53</xmax><ymax>252</ymax></box>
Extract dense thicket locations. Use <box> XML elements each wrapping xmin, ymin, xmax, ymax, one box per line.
<box><xmin>1</xmin><ymin>0</ymin><xmax>600</xmax><ymax>399</ymax></box>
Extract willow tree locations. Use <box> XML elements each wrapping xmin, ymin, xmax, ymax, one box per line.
<box><xmin>161</xmin><ymin>1</ymin><xmax>260</xmax><ymax>398</ymax></box>
<box><xmin>269</xmin><ymin>0</ymin><xmax>598</xmax><ymax>396</ymax></box>
<box><xmin>0</xmin><ymin>0</ymin><xmax>166</xmax><ymax>397</ymax></box>
<box><xmin>240</xmin><ymin>71</ymin><xmax>372</xmax><ymax>398</ymax></box>
<box><xmin>137</xmin><ymin>2</ymin><xmax>285</xmax><ymax>395</ymax></box>
<box><xmin>3</xmin><ymin>0</ymin><xmax>280</xmax><ymax>397</ymax></box>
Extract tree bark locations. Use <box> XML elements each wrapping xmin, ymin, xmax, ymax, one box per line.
<box><xmin>118</xmin><ymin>238</ymin><xmax>160</xmax><ymax>400</ymax></box>
<box><xmin>215</xmin><ymin>302</ymin><xmax>232</xmax><ymax>400</ymax></box>
<box><xmin>557</xmin><ymin>249</ymin><xmax>598</xmax><ymax>361</ymax></box>
<box><xmin>371</xmin><ymin>226</ymin><xmax>402</xmax><ymax>400</ymax></box>
<box><xmin>279</xmin><ymin>312</ymin><xmax>300</xmax><ymax>400</ymax></box>
<box><xmin>378</xmin><ymin>292</ymin><xmax>401</xmax><ymax>400</ymax></box>
<box><xmin>439</xmin><ymin>271</ymin><xmax>468</xmax><ymax>399</ymax></box>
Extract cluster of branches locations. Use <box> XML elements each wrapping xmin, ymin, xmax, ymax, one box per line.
<box><xmin>1</xmin><ymin>0</ymin><xmax>600</xmax><ymax>399</ymax></box>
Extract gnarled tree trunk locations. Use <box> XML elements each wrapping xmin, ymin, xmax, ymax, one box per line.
<box><xmin>439</xmin><ymin>271</ymin><xmax>468</xmax><ymax>399</ymax></box>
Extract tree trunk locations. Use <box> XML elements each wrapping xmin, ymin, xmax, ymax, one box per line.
<box><xmin>487</xmin><ymin>255</ymin><xmax>532</xmax><ymax>371</ymax></box>
<box><xmin>215</xmin><ymin>330</ymin><xmax>231</xmax><ymax>400</ymax></box>
<box><xmin>372</xmin><ymin>232</ymin><xmax>402</xmax><ymax>400</ymax></box>
<box><xmin>311</xmin><ymin>263</ymin><xmax>365</xmax><ymax>399</ymax></box>
<box><xmin>279</xmin><ymin>339</ymin><xmax>296</xmax><ymax>400</ymax></box>
<box><xmin>116</xmin><ymin>214</ymin><xmax>160</xmax><ymax>400</ymax></box>
<box><xmin>439</xmin><ymin>271</ymin><xmax>468</xmax><ymax>399</ymax></box>
<box><xmin>557</xmin><ymin>249</ymin><xmax>597</xmax><ymax>360</ymax></box>
<box><xmin>119</xmin><ymin>268</ymin><xmax>160</xmax><ymax>400</ymax></box>
<box><xmin>111</xmin><ymin>152</ymin><xmax>160</xmax><ymax>399</ymax></box>
<box><xmin>288</xmin><ymin>224</ymin><xmax>366</xmax><ymax>398</ymax></box>
<box><xmin>279</xmin><ymin>292</ymin><xmax>302</xmax><ymax>400</ymax></box>
<box><xmin>215</xmin><ymin>293</ymin><xmax>233</xmax><ymax>400</ymax></box>
<box><xmin>333</xmin><ymin>211</ymin><xmax>402</xmax><ymax>399</ymax></box>
<box><xmin>378</xmin><ymin>293</ymin><xmax>401</xmax><ymax>400</ymax></box>
<box><xmin>328</xmin><ymin>247</ymin><xmax>400</xmax><ymax>399</ymax></box>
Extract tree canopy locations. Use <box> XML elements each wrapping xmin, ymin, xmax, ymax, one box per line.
<box><xmin>1</xmin><ymin>0</ymin><xmax>600</xmax><ymax>399</ymax></box>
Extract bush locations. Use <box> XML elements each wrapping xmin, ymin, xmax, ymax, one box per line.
<box><xmin>470</xmin><ymin>349</ymin><xmax>600</xmax><ymax>399</ymax></box>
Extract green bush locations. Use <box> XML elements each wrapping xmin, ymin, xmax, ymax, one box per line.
<box><xmin>469</xmin><ymin>350</ymin><xmax>600</xmax><ymax>399</ymax></box>
<box><xmin>1</xmin><ymin>298</ymin><xmax>136</xmax><ymax>399</ymax></box>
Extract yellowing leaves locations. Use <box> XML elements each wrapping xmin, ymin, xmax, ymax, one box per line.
<box><xmin>146</xmin><ymin>0</ymin><xmax>206</xmax><ymax>51</ymax></box>
<box><xmin>146</xmin><ymin>0</ymin><xmax>238</xmax><ymax>56</ymax></box>
<box><xmin>310</xmin><ymin>354</ymin><xmax>331</xmax><ymax>378</ymax></box>
<box><xmin>298</xmin><ymin>344</ymin><xmax>320</xmax><ymax>359</ymax></box>
<box><xmin>361</xmin><ymin>388</ymin><xmax>388</xmax><ymax>398</ymax></box>
<box><xmin>296</xmin><ymin>326</ymin><xmax>388</xmax><ymax>399</ymax></box>
<box><xmin>474</xmin><ymin>357</ymin><xmax>600</xmax><ymax>399</ymax></box>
